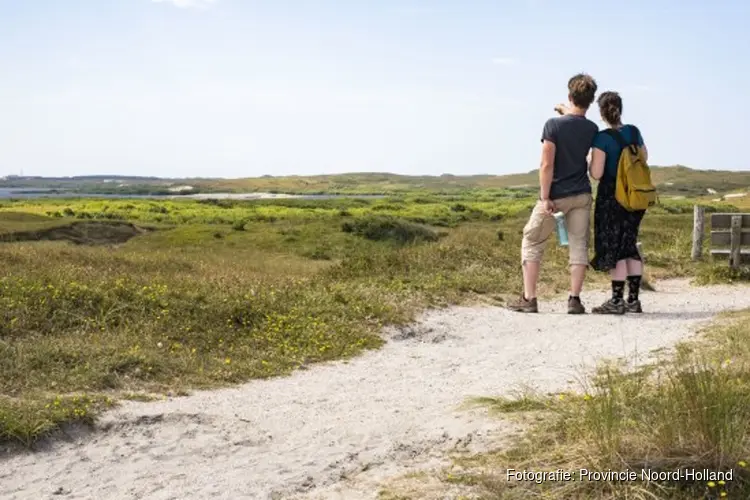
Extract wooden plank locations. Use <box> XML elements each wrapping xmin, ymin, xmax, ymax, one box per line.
<box><xmin>710</xmin><ymin>230</ymin><xmax>750</xmax><ymax>246</ymax></box>
<box><xmin>731</xmin><ymin>215</ymin><xmax>743</xmax><ymax>269</ymax></box>
<box><xmin>711</xmin><ymin>250</ymin><xmax>750</xmax><ymax>266</ymax></box>
<box><xmin>692</xmin><ymin>205</ymin><xmax>704</xmax><ymax>261</ymax></box>
<box><xmin>711</xmin><ymin>249</ymin><xmax>750</xmax><ymax>265</ymax></box>
<box><xmin>711</xmin><ymin>213</ymin><xmax>750</xmax><ymax>229</ymax></box>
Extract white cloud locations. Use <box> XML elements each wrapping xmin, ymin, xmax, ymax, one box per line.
<box><xmin>151</xmin><ymin>0</ymin><xmax>217</xmax><ymax>9</ymax></box>
<box><xmin>492</xmin><ymin>57</ymin><xmax>516</xmax><ymax>65</ymax></box>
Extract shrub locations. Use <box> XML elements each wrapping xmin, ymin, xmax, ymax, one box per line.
<box><xmin>371</xmin><ymin>204</ymin><xmax>404</xmax><ymax>212</ymax></box>
<box><xmin>341</xmin><ymin>216</ymin><xmax>439</xmax><ymax>244</ymax></box>
<box><xmin>148</xmin><ymin>205</ymin><xmax>169</xmax><ymax>214</ymax></box>
<box><xmin>305</xmin><ymin>247</ymin><xmax>333</xmax><ymax>261</ymax></box>
<box><xmin>198</xmin><ymin>199</ymin><xmax>236</xmax><ymax>209</ymax></box>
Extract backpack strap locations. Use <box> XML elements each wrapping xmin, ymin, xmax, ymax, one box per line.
<box><xmin>604</xmin><ymin>126</ymin><xmax>640</xmax><ymax>153</ymax></box>
<box><xmin>603</xmin><ymin>128</ymin><xmax>627</xmax><ymax>149</ymax></box>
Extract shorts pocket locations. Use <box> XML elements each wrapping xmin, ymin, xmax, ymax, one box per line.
<box><xmin>523</xmin><ymin>211</ymin><xmax>546</xmax><ymax>243</ymax></box>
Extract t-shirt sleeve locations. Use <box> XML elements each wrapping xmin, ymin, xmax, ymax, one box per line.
<box><xmin>592</xmin><ymin>131</ymin><xmax>608</xmax><ymax>151</ymax></box>
<box><xmin>632</xmin><ymin>126</ymin><xmax>645</xmax><ymax>146</ymax></box>
<box><xmin>541</xmin><ymin>118</ymin><xmax>558</xmax><ymax>144</ymax></box>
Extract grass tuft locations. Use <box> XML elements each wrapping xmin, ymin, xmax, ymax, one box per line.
<box><xmin>341</xmin><ymin>215</ymin><xmax>441</xmax><ymax>244</ymax></box>
<box><xmin>435</xmin><ymin>311</ymin><xmax>750</xmax><ymax>499</ymax></box>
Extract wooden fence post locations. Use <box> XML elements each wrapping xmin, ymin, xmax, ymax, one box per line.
<box><xmin>692</xmin><ymin>205</ymin><xmax>704</xmax><ymax>261</ymax></box>
<box><xmin>730</xmin><ymin>215</ymin><xmax>742</xmax><ymax>269</ymax></box>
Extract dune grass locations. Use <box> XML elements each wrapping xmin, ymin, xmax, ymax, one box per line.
<box><xmin>0</xmin><ymin>193</ymin><xmax>746</xmax><ymax>449</ymax></box>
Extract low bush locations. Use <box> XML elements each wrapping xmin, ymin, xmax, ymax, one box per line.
<box><xmin>341</xmin><ymin>216</ymin><xmax>440</xmax><ymax>244</ymax></box>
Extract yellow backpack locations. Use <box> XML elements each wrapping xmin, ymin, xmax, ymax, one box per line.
<box><xmin>605</xmin><ymin>126</ymin><xmax>658</xmax><ymax>211</ymax></box>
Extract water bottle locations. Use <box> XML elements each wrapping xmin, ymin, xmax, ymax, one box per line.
<box><xmin>553</xmin><ymin>211</ymin><xmax>568</xmax><ymax>246</ymax></box>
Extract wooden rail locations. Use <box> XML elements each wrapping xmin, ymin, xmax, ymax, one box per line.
<box><xmin>710</xmin><ymin>212</ymin><xmax>750</xmax><ymax>269</ymax></box>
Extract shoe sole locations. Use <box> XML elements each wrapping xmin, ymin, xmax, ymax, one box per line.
<box><xmin>626</xmin><ymin>302</ymin><xmax>643</xmax><ymax>313</ymax></box>
<box><xmin>592</xmin><ymin>309</ymin><xmax>625</xmax><ymax>315</ymax></box>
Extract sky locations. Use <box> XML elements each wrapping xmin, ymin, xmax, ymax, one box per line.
<box><xmin>1</xmin><ymin>0</ymin><xmax>748</xmax><ymax>178</ymax></box>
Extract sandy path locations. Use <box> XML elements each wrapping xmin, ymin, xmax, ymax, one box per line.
<box><xmin>3</xmin><ymin>279</ymin><xmax>750</xmax><ymax>500</ymax></box>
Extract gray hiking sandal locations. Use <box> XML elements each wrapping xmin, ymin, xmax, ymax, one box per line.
<box><xmin>592</xmin><ymin>298</ymin><xmax>626</xmax><ymax>315</ymax></box>
<box><xmin>626</xmin><ymin>299</ymin><xmax>643</xmax><ymax>313</ymax></box>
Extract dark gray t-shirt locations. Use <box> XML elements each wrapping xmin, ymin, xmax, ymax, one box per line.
<box><xmin>540</xmin><ymin>114</ymin><xmax>598</xmax><ymax>200</ymax></box>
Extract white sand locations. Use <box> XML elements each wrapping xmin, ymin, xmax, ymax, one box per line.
<box><xmin>3</xmin><ymin>279</ymin><xmax>750</xmax><ymax>500</ymax></box>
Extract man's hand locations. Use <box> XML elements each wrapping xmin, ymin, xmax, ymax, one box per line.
<box><xmin>541</xmin><ymin>198</ymin><xmax>556</xmax><ymax>215</ymax></box>
<box><xmin>553</xmin><ymin>103</ymin><xmax>568</xmax><ymax>116</ymax></box>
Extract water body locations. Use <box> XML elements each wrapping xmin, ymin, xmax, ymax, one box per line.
<box><xmin>0</xmin><ymin>189</ymin><xmax>386</xmax><ymax>201</ymax></box>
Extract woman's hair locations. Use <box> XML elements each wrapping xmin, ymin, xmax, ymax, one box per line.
<box><xmin>597</xmin><ymin>91</ymin><xmax>622</xmax><ymax>125</ymax></box>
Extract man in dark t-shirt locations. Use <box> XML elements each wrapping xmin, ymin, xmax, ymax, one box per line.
<box><xmin>508</xmin><ymin>73</ymin><xmax>599</xmax><ymax>314</ymax></box>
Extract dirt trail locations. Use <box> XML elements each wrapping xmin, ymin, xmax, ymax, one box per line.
<box><xmin>3</xmin><ymin>279</ymin><xmax>750</xmax><ymax>500</ymax></box>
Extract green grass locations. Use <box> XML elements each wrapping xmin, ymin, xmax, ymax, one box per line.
<box><xmin>0</xmin><ymin>192</ymin><xmax>747</xmax><ymax>448</ymax></box>
<box><xmin>0</xmin><ymin>211</ymin><xmax>71</xmax><ymax>234</ymax></box>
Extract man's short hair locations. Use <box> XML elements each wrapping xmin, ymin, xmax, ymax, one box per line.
<box><xmin>568</xmin><ymin>73</ymin><xmax>597</xmax><ymax>109</ymax></box>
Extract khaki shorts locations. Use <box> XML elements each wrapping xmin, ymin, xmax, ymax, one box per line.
<box><xmin>521</xmin><ymin>192</ymin><xmax>592</xmax><ymax>266</ymax></box>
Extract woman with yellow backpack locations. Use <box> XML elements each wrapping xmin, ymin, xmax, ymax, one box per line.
<box><xmin>587</xmin><ymin>91</ymin><xmax>657</xmax><ymax>314</ymax></box>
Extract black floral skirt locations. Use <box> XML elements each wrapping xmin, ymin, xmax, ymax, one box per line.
<box><xmin>590</xmin><ymin>180</ymin><xmax>646</xmax><ymax>272</ymax></box>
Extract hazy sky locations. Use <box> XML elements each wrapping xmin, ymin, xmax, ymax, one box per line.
<box><xmin>1</xmin><ymin>0</ymin><xmax>748</xmax><ymax>178</ymax></box>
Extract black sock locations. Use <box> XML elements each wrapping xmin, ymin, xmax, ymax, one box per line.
<box><xmin>611</xmin><ymin>281</ymin><xmax>625</xmax><ymax>302</ymax></box>
<box><xmin>627</xmin><ymin>275</ymin><xmax>642</xmax><ymax>302</ymax></box>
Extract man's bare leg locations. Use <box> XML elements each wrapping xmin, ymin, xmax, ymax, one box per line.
<box><xmin>523</xmin><ymin>261</ymin><xmax>541</xmax><ymax>299</ymax></box>
<box><xmin>570</xmin><ymin>264</ymin><xmax>586</xmax><ymax>297</ymax></box>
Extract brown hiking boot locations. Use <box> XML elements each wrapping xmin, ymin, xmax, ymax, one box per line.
<box><xmin>592</xmin><ymin>298</ymin><xmax>626</xmax><ymax>315</ymax></box>
<box><xmin>626</xmin><ymin>299</ymin><xmax>643</xmax><ymax>313</ymax></box>
<box><xmin>568</xmin><ymin>296</ymin><xmax>586</xmax><ymax>314</ymax></box>
<box><xmin>507</xmin><ymin>295</ymin><xmax>538</xmax><ymax>313</ymax></box>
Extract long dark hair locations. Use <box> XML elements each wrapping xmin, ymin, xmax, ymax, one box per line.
<box><xmin>597</xmin><ymin>91</ymin><xmax>622</xmax><ymax>125</ymax></box>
